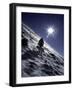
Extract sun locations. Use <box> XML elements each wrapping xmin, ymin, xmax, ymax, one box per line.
<box><xmin>47</xmin><ymin>27</ymin><xmax>54</xmax><ymax>35</ymax></box>
<box><xmin>47</xmin><ymin>27</ymin><xmax>55</xmax><ymax>38</ymax></box>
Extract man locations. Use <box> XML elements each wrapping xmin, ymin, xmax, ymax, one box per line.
<box><xmin>38</xmin><ymin>38</ymin><xmax>44</xmax><ymax>48</ymax></box>
<box><xmin>37</xmin><ymin>38</ymin><xmax>44</xmax><ymax>55</ymax></box>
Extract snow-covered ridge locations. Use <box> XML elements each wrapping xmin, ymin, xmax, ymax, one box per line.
<box><xmin>21</xmin><ymin>23</ymin><xmax>64</xmax><ymax>77</ymax></box>
<box><xmin>22</xmin><ymin>23</ymin><xmax>63</xmax><ymax>58</ymax></box>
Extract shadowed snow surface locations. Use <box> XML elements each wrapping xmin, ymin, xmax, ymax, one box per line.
<box><xmin>21</xmin><ymin>23</ymin><xmax>64</xmax><ymax>77</ymax></box>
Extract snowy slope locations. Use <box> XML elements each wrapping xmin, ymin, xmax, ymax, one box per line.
<box><xmin>21</xmin><ymin>23</ymin><xmax>64</xmax><ymax>77</ymax></box>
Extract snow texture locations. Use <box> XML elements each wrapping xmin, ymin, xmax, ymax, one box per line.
<box><xmin>21</xmin><ymin>23</ymin><xmax>64</xmax><ymax>77</ymax></box>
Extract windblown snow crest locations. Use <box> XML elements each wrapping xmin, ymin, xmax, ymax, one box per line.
<box><xmin>21</xmin><ymin>23</ymin><xmax>64</xmax><ymax>77</ymax></box>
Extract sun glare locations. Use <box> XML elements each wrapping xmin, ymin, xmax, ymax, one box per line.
<box><xmin>48</xmin><ymin>27</ymin><xmax>54</xmax><ymax>34</ymax></box>
<box><xmin>47</xmin><ymin>27</ymin><xmax>55</xmax><ymax>38</ymax></box>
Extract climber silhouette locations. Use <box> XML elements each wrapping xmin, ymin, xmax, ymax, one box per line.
<box><xmin>38</xmin><ymin>38</ymin><xmax>44</xmax><ymax>48</ymax></box>
<box><xmin>37</xmin><ymin>38</ymin><xmax>44</xmax><ymax>55</ymax></box>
